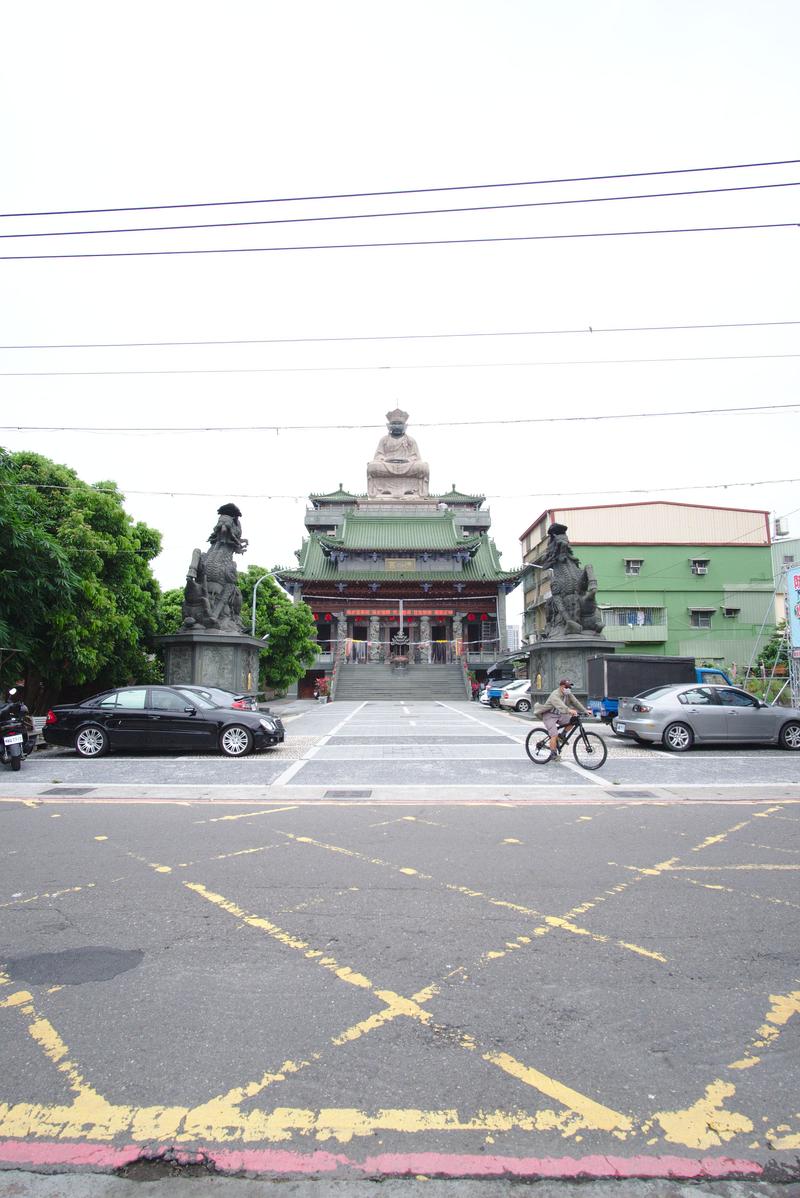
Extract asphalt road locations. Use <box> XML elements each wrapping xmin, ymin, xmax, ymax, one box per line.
<box><xmin>0</xmin><ymin>701</ymin><xmax>798</xmax><ymax>1188</ymax></box>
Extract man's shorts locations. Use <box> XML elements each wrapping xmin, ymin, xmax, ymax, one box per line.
<box><xmin>542</xmin><ymin>710</ymin><xmax>574</xmax><ymax>737</ymax></box>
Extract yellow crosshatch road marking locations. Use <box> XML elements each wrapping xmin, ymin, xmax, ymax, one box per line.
<box><xmin>2</xmin><ymin>960</ymin><xmax>799</xmax><ymax>1148</ymax></box>
<box><xmin>675</xmin><ymin>874</ymin><xmax>800</xmax><ymax>911</ymax></box>
<box><xmin>0</xmin><ymin>804</ymin><xmax>797</xmax><ymax>1152</ymax></box>
<box><xmin>194</xmin><ymin>806</ymin><xmax>299</xmax><ymax>824</ymax></box>
<box><xmin>278</xmin><ymin>831</ymin><xmax>664</xmax><ymax>962</ymax></box>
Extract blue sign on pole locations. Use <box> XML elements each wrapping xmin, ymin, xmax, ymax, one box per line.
<box><xmin>787</xmin><ymin>561</ymin><xmax>800</xmax><ymax>660</ymax></box>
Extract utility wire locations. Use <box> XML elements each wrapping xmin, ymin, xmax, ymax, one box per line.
<box><xmin>3</xmin><ymin>180</ymin><xmax>797</xmax><ymax>241</ymax></box>
<box><xmin>1</xmin><ymin>318</ymin><xmax>798</xmax><ymax>352</ymax></box>
<box><xmin>1</xmin><ymin>402</ymin><xmax>798</xmax><ymax>435</ymax></box>
<box><xmin>3</xmin><ymin>157</ymin><xmax>797</xmax><ymax>219</ymax></box>
<box><xmin>1</xmin><ymin>221</ymin><xmax>795</xmax><ymax>261</ymax></box>
<box><xmin>2</xmin><ymin>353</ymin><xmax>799</xmax><ymax>379</ymax></box>
<box><xmin>1</xmin><ymin>477</ymin><xmax>798</xmax><ymax>503</ymax></box>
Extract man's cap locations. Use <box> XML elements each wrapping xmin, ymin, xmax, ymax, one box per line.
<box><xmin>559</xmin><ymin>678</ymin><xmax>574</xmax><ymax>687</ymax></box>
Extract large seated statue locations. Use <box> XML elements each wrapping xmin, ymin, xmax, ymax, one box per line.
<box><xmin>367</xmin><ymin>409</ymin><xmax>430</xmax><ymax>498</ymax></box>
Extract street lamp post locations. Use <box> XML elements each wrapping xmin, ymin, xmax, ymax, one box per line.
<box><xmin>250</xmin><ymin>572</ymin><xmax>292</xmax><ymax>637</ymax></box>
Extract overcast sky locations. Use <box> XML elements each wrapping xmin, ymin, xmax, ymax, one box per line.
<box><xmin>2</xmin><ymin>0</ymin><xmax>798</xmax><ymax>627</ymax></box>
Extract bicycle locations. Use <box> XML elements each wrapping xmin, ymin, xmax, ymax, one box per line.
<box><xmin>524</xmin><ymin>714</ymin><xmax>607</xmax><ymax>771</ymax></box>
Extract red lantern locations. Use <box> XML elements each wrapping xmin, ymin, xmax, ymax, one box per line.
<box><xmin>467</xmin><ymin>613</ymin><xmax>476</xmax><ymax>622</ymax></box>
<box><xmin>481</xmin><ymin>613</ymin><xmax>489</xmax><ymax>621</ymax></box>
<box><xmin>324</xmin><ymin>613</ymin><xmax>332</xmax><ymax>622</ymax></box>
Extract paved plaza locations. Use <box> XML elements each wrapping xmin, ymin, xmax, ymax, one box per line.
<box><xmin>2</xmin><ymin>700</ymin><xmax>798</xmax><ymax>803</ymax></box>
<box><xmin>1</xmin><ymin>702</ymin><xmax>798</xmax><ymax>1188</ymax></box>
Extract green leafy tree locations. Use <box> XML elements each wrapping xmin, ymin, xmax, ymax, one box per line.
<box><xmin>755</xmin><ymin>619</ymin><xmax>789</xmax><ymax>674</ymax></box>
<box><xmin>0</xmin><ymin>449</ymin><xmax>163</xmax><ymax>710</ymax></box>
<box><xmin>156</xmin><ymin>587</ymin><xmax>186</xmax><ymax>637</ymax></box>
<box><xmin>0</xmin><ymin>449</ymin><xmax>78</xmax><ymax>684</ymax></box>
<box><xmin>238</xmin><ymin>565</ymin><xmax>319</xmax><ymax>694</ymax></box>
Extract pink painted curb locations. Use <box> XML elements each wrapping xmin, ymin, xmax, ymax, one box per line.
<box><xmin>0</xmin><ymin>1141</ymin><xmax>764</xmax><ymax>1180</ymax></box>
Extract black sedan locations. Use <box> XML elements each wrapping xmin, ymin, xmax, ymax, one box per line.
<box><xmin>43</xmin><ymin>685</ymin><xmax>285</xmax><ymax>758</ymax></box>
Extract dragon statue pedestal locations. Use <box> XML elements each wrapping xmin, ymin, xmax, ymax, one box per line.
<box><xmin>528</xmin><ymin>635</ymin><xmax>626</xmax><ymax>707</ymax></box>
<box><xmin>159</xmin><ymin>630</ymin><xmax>266</xmax><ymax>695</ymax></box>
<box><xmin>156</xmin><ymin>503</ymin><xmax>268</xmax><ymax>698</ymax></box>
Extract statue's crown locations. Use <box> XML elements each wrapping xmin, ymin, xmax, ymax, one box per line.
<box><xmin>386</xmin><ymin>408</ymin><xmax>409</xmax><ymax>423</ymax></box>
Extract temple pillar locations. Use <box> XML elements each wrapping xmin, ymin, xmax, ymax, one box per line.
<box><xmin>368</xmin><ymin>615</ymin><xmax>382</xmax><ymax>662</ymax></box>
<box><xmin>336</xmin><ymin>612</ymin><xmax>347</xmax><ymax>654</ymax></box>
<box><xmin>452</xmin><ymin>613</ymin><xmax>464</xmax><ymax>658</ymax></box>
<box><xmin>420</xmin><ymin>616</ymin><xmax>432</xmax><ymax>664</ymax></box>
<box><xmin>496</xmin><ymin>585</ymin><xmax>508</xmax><ymax>654</ymax></box>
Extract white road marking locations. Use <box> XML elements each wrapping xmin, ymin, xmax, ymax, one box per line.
<box><xmin>437</xmin><ymin>700</ymin><xmax>524</xmax><ymax>742</ymax></box>
<box><xmin>270</xmin><ymin>759</ymin><xmax>308</xmax><ymax>786</ymax></box>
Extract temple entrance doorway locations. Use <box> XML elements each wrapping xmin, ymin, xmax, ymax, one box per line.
<box><xmin>431</xmin><ymin>624</ymin><xmax>449</xmax><ymax>663</ymax></box>
<box><xmin>352</xmin><ymin>623</ymin><xmax>368</xmax><ymax>663</ymax></box>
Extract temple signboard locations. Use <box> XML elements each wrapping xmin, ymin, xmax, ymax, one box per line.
<box><xmin>386</xmin><ymin>558</ymin><xmax>416</xmax><ymax>572</ymax></box>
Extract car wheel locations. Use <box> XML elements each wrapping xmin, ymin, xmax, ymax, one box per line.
<box><xmin>489</xmin><ymin>698</ymin><xmax>500</xmax><ymax>708</ymax></box>
<box><xmin>662</xmin><ymin>721</ymin><xmax>694</xmax><ymax>753</ymax></box>
<box><xmin>219</xmin><ymin>724</ymin><xmax>254</xmax><ymax>757</ymax></box>
<box><xmin>75</xmin><ymin>725</ymin><xmax>109</xmax><ymax>758</ymax></box>
<box><xmin>515</xmin><ymin>699</ymin><xmax>531</xmax><ymax>712</ymax></box>
<box><xmin>778</xmin><ymin>721</ymin><xmax>800</xmax><ymax>751</ymax></box>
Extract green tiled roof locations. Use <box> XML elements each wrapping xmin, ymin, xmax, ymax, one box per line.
<box><xmin>309</xmin><ymin>485</ymin><xmax>360</xmax><ymax>502</ymax></box>
<box><xmin>275</xmin><ymin>534</ymin><xmax>520</xmax><ymax>583</ymax></box>
<box><xmin>308</xmin><ymin>485</ymin><xmax>484</xmax><ymax>505</ymax></box>
<box><xmin>319</xmin><ymin>512</ymin><xmax>478</xmax><ymax>552</ymax></box>
<box><xmin>437</xmin><ymin>485</ymin><xmax>485</xmax><ymax>504</ymax></box>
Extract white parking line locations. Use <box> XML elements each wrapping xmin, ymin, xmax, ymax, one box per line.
<box><xmin>437</xmin><ymin>701</ymin><xmax>524</xmax><ymax>743</ymax></box>
<box><xmin>272</xmin><ymin>702</ymin><xmax>368</xmax><ymax>785</ymax></box>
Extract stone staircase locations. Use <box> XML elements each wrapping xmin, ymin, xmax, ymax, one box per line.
<box><xmin>334</xmin><ymin>662</ymin><xmax>469</xmax><ymax>702</ymax></box>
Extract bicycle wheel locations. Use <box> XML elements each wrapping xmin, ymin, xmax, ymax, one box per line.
<box><xmin>572</xmin><ymin>731</ymin><xmax>608</xmax><ymax>771</ymax></box>
<box><xmin>525</xmin><ymin>725</ymin><xmax>554</xmax><ymax>765</ymax></box>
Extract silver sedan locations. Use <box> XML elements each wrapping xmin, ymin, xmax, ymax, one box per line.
<box><xmin>616</xmin><ymin>683</ymin><xmax>800</xmax><ymax>752</ymax></box>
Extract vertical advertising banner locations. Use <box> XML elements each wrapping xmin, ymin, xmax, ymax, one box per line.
<box><xmin>788</xmin><ymin>563</ymin><xmax>800</xmax><ymax>660</ymax></box>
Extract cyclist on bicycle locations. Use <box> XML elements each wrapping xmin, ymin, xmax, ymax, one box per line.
<box><xmin>534</xmin><ymin>678</ymin><xmax>591</xmax><ymax>755</ymax></box>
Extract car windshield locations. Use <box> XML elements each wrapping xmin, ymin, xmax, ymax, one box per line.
<box><xmin>633</xmin><ymin>686</ymin><xmax>676</xmax><ymax>701</ymax></box>
<box><xmin>175</xmin><ymin>688</ymin><xmax>217</xmax><ymax>709</ymax></box>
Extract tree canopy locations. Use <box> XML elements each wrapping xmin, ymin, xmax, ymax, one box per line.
<box><xmin>157</xmin><ymin>568</ymin><xmax>319</xmax><ymax>694</ymax></box>
<box><xmin>0</xmin><ymin>449</ymin><xmax>163</xmax><ymax>710</ymax></box>
<box><xmin>238</xmin><ymin>566</ymin><xmax>319</xmax><ymax>693</ymax></box>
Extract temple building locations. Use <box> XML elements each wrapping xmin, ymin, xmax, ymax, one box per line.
<box><xmin>274</xmin><ymin>410</ymin><xmax>523</xmax><ymax>698</ymax></box>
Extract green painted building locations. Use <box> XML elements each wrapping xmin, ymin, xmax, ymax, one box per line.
<box><xmin>520</xmin><ymin>501</ymin><xmax>777</xmax><ymax>671</ymax></box>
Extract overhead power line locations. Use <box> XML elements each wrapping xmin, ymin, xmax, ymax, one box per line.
<box><xmin>3</xmin><ymin>157</ymin><xmax>797</xmax><ymax>219</ymax></box>
<box><xmin>1</xmin><ymin>475</ymin><xmax>797</xmax><ymax>502</ymax></box>
<box><xmin>3</xmin><ymin>180</ymin><xmax>797</xmax><ymax>241</ymax></box>
<box><xmin>1</xmin><ymin>401</ymin><xmax>797</xmax><ymax>434</ymax></box>
<box><xmin>1</xmin><ymin>318</ymin><xmax>798</xmax><ymax>352</ymax></box>
<box><xmin>2</xmin><ymin>352</ymin><xmax>798</xmax><ymax>378</ymax></box>
<box><xmin>1</xmin><ymin>222</ymin><xmax>795</xmax><ymax>261</ymax></box>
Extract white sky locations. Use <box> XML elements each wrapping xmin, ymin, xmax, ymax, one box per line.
<box><xmin>2</xmin><ymin>0</ymin><xmax>798</xmax><ymax>627</ymax></box>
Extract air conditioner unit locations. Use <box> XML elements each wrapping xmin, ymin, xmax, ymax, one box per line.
<box><xmin>774</xmin><ymin>518</ymin><xmax>788</xmax><ymax>538</ymax></box>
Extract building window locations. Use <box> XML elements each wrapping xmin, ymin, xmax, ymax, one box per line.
<box><xmin>625</xmin><ymin>559</ymin><xmax>643</xmax><ymax>576</ymax></box>
<box><xmin>602</xmin><ymin>607</ymin><xmax>664</xmax><ymax>627</ymax></box>
<box><xmin>722</xmin><ymin>607</ymin><xmax>740</xmax><ymax>619</ymax></box>
<box><xmin>690</xmin><ymin>610</ymin><xmax>713</xmax><ymax>629</ymax></box>
<box><xmin>690</xmin><ymin>558</ymin><xmax>710</xmax><ymax>575</ymax></box>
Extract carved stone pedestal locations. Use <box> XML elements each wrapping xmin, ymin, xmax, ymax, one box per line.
<box><xmin>527</xmin><ymin>636</ymin><xmax>626</xmax><ymax>705</ymax></box>
<box><xmin>157</xmin><ymin>631</ymin><xmax>267</xmax><ymax>696</ymax></box>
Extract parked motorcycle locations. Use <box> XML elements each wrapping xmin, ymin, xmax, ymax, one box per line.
<box><xmin>1</xmin><ymin>688</ymin><xmax>35</xmax><ymax>771</ymax></box>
